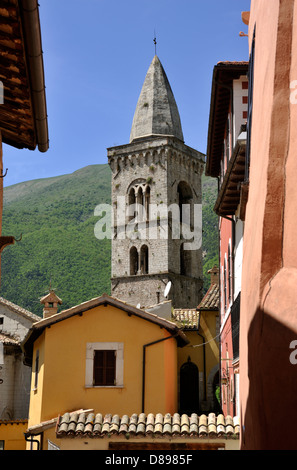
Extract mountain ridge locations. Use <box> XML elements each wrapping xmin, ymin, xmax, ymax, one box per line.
<box><xmin>1</xmin><ymin>164</ymin><xmax>218</xmax><ymax>316</ymax></box>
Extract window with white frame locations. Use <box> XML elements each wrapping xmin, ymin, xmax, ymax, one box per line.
<box><xmin>85</xmin><ymin>342</ymin><xmax>124</xmax><ymax>387</ymax></box>
<box><xmin>228</xmin><ymin>240</ymin><xmax>232</xmax><ymax>303</ymax></box>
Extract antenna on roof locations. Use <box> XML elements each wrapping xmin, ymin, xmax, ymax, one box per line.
<box><xmin>164</xmin><ymin>281</ymin><xmax>172</xmax><ymax>298</ymax></box>
<box><xmin>153</xmin><ymin>30</ymin><xmax>157</xmax><ymax>55</ymax></box>
<box><xmin>44</xmin><ymin>275</ymin><xmax>58</xmax><ymax>294</ymax></box>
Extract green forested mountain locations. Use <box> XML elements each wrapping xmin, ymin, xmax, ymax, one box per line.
<box><xmin>1</xmin><ymin>164</ymin><xmax>218</xmax><ymax>316</ymax></box>
<box><xmin>201</xmin><ymin>173</ymin><xmax>219</xmax><ymax>285</ymax></box>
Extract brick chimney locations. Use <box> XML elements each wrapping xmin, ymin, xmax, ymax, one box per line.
<box><xmin>208</xmin><ymin>266</ymin><xmax>219</xmax><ymax>285</ymax></box>
<box><xmin>40</xmin><ymin>290</ymin><xmax>62</xmax><ymax>319</ymax></box>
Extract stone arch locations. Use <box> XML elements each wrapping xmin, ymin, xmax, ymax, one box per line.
<box><xmin>180</xmin><ymin>242</ymin><xmax>192</xmax><ymax>277</ymax></box>
<box><xmin>127</xmin><ymin>179</ymin><xmax>146</xmax><ymax>223</ymax></box>
<box><xmin>177</xmin><ymin>181</ymin><xmax>193</xmax><ymax>226</ymax></box>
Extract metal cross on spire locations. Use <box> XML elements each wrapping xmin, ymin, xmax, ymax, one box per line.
<box><xmin>153</xmin><ymin>30</ymin><xmax>157</xmax><ymax>55</ymax></box>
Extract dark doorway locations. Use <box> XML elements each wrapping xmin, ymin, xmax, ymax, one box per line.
<box><xmin>179</xmin><ymin>357</ymin><xmax>199</xmax><ymax>414</ymax></box>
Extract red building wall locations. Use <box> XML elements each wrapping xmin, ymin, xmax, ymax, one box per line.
<box><xmin>240</xmin><ymin>0</ymin><xmax>297</xmax><ymax>450</ymax></box>
<box><xmin>219</xmin><ymin>216</ymin><xmax>236</xmax><ymax>416</ymax></box>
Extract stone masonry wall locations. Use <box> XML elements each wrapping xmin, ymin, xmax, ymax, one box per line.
<box><xmin>108</xmin><ymin>136</ymin><xmax>205</xmax><ymax>308</ymax></box>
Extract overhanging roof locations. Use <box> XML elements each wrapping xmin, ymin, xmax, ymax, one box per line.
<box><xmin>22</xmin><ymin>293</ymin><xmax>189</xmax><ymax>365</ymax></box>
<box><xmin>0</xmin><ymin>295</ymin><xmax>40</xmax><ymax>322</ymax></box>
<box><xmin>54</xmin><ymin>410</ymin><xmax>240</xmax><ymax>440</ymax></box>
<box><xmin>214</xmin><ymin>130</ymin><xmax>247</xmax><ymax>216</ymax></box>
<box><xmin>206</xmin><ymin>61</ymin><xmax>248</xmax><ymax>177</ymax></box>
<box><xmin>0</xmin><ymin>0</ymin><xmax>49</xmax><ymax>152</ymax></box>
<box><xmin>25</xmin><ymin>408</ymin><xmax>240</xmax><ymax>440</ymax></box>
<box><xmin>198</xmin><ymin>283</ymin><xmax>219</xmax><ymax>311</ymax></box>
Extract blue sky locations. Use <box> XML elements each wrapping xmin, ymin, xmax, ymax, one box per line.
<box><xmin>3</xmin><ymin>0</ymin><xmax>250</xmax><ymax>187</ymax></box>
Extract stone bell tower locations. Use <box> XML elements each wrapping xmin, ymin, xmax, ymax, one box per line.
<box><xmin>108</xmin><ymin>55</ymin><xmax>205</xmax><ymax>308</ymax></box>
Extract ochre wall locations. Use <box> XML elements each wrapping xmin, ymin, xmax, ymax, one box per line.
<box><xmin>0</xmin><ymin>421</ymin><xmax>27</xmax><ymax>450</ymax></box>
<box><xmin>28</xmin><ymin>332</ymin><xmax>45</xmax><ymax>430</ymax></box>
<box><xmin>177</xmin><ymin>311</ymin><xmax>219</xmax><ymax>408</ymax></box>
<box><xmin>27</xmin><ymin>304</ymin><xmax>179</xmax><ymax>431</ymax></box>
<box><xmin>47</xmin><ymin>432</ymin><xmax>239</xmax><ymax>451</ymax></box>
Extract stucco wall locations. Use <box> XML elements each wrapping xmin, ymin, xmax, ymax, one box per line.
<box><xmin>240</xmin><ymin>0</ymin><xmax>297</xmax><ymax>450</ymax></box>
<box><xmin>27</xmin><ymin>304</ymin><xmax>180</xmax><ymax>428</ymax></box>
<box><xmin>0</xmin><ymin>421</ymin><xmax>27</xmax><ymax>450</ymax></box>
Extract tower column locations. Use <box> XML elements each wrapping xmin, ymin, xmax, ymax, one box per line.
<box><xmin>108</xmin><ymin>55</ymin><xmax>205</xmax><ymax>308</ymax></box>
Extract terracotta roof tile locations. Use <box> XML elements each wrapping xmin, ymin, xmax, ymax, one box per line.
<box><xmin>0</xmin><ymin>332</ymin><xmax>20</xmax><ymax>345</ymax></box>
<box><xmin>198</xmin><ymin>284</ymin><xmax>219</xmax><ymax>310</ymax></box>
<box><xmin>56</xmin><ymin>412</ymin><xmax>240</xmax><ymax>440</ymax></box>
<box><xmin>172</xmin><ymin>309</ymin><xmax>200</xmax><ymax>329</ymax></box>
<box><xmin>0</xmin><ymin>297</ymin><xmax>40</xmax><ymax>322</ymax></box>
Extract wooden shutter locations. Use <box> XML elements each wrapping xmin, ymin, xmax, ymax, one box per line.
<box><xmin>93</xmin><ymin>350</ymin><xmax>116</xmax><ymax>386</ymax></box>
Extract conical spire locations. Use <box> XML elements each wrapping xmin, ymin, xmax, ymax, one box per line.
<box><xmin>130</xmin><ymin>55</ymin><xmax>184</xmax><ymax>143</ymax></box>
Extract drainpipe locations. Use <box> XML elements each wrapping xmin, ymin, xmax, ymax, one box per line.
<box><xmin>197</xmin><ymin>329</ymin><xmax>206</xmax><ymax>403</ymax></box>
<box><xmin>142</xmin><ymin>334</ymin><xmax>177</xmax><ymax>413</ymax></box>
<box><xmin>24</xmin><ymin>432</ymin><xmax>41</xmax><ymax>450</ymax></box>
<box><xmin>193</xmin><ymin>312</ymin><xmax>206</xmax><ymax>404</ymax></box>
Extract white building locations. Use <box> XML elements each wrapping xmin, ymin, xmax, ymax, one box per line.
<box><xmin>0</xmin><ymin>298</ymin><xmax>40</xmax><ymax>420</ymax></box>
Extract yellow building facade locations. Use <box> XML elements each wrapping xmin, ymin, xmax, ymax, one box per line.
<box><xmin>22</xmin><ymin>294</ymin><xmax>188</xmax><ymax>449</ymax></box>
<box><xmin>174</xmin><ymin>267</ymin><xmax>220</xmax><ymax>415</ymax></box>
<box><xmin>21</xmin><ymin>291</ymin><xmax>239</xmax><ymax>451</ymax></box>
<box><xmin>0</xmin><ymin>421</ymin><xmax>28</xmax><ymax>450</ymax></box>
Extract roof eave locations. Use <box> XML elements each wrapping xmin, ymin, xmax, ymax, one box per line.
<box><xmin>214</xmin><ymin>134</ymin><xmax>247</xmax><ymax>216</ymax></box>
<box><xmin>206</xmin><ymin>62</ymin><xmax>249</xmax><ymax>178</ymax></box>
<box><xmin>19</xmin><ymin>0</ymin><xmax>49</xmax><ymax>152</ymax></box>
<box><xmin>22</xmin><ymin>294</ymin><xmax>189</xmax><ymax>365</ymax></box>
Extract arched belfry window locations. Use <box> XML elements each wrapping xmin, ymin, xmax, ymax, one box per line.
<box><xmin>177</xmin><ymin>181</ymin><xmax>193</xmax><ymax>226</ymax></box>
<box><xmin>145</xmin><ymin>186</ymin><xmax>151</xmax><ymax>221</ymax></box>
<box><xmin>127</xmin><ymin>179</ymin><xmax>151</xmax><ymax>223</ymax></box>
<box><xmin>136</xmin><ymin>186</ymin><xmax>144</xmax><ymax>221</ymax></box>
<box><xmin>130</xmin><ymin>246</ymin><xmax>138</xmax><ymax>275</ymax></box>
<box><xmin>180</xmin><ymin>243</ymin><xmax>191</xmax><ymax>277</ymax></box>
<box><xmin>128</xmin><ymin>187</ymin><xmax>136</xmax><ymax>222</ymax></box>
<box><xmin>140</xmin><ymin>245</ymin><xmax>149</xmax><ymax>274</ymax></box>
